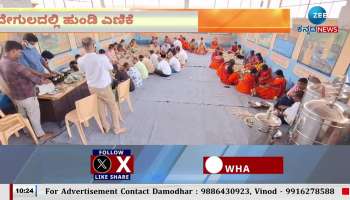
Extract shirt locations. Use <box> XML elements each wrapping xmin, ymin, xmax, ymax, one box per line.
<box><xmin>134</xmin><ymin>61</ymin><xmax>149</xmax><ymax>79</ymax></box>
<box><xmin>0</xmin><ymin>56</ymin><xmax>43</xmax><ymax>100</ymax></box>
<box><xmin>150</xmin><ymin>53</ymin><xmax>159</xmax><ymax>68</ymax></box>
<box><xmin>113</xmin><ymin>69</ymin><xmax>135</xmax><ymax>92</ymax></box>
<box><xmin>78</xmin><ymin>53</ymin><xmax>113</xmax><ymax>89</ymax></box>
<box><xmin>142</xmin><ymin>57</ymin><xmax>155</xmax><ymax>74</ymax></box>
<box><xmin>173</xmin><ymin>39</ymin><xmax>182</xmax><ymax>48</ymax></box>
<box><xmin>19</xmin><ymin>47</ymin><xmax>46</xmax><ymax>73</ymax></box>
<box><xmin>106</xmin><ymin>49</ymin><xmax>118</xmax><ymax>64</ymax></box>
<box><xmin>284</xmin><ymin>102</ymin><xmax>300</xmax><ymax>125</ymax></box>
<box><xmin>127</xmin><ymin>67</ymin><xmax>143</xmax><ymax>88</ymax></box>
<box><xmin>169</xmin><ymin>57</ymin><xmax>181</xmax><ymax>72</ymax></box>
<box><xmin>157</xmin><ymin>59</ymin><xmax>172</xmax><ymax>76</ymax></box>
<box><xmin>161</xmin><ymin>43</ymin><xmax>171</xmax><ymax>53</ymax></box>
<box><xmin>176</xmin><ymin>49</ymin><xmax>188</xmax><ymax>66</ymax></box>
<box><xmin>275</xmin><ymin>95</ymin><xmax>295</xmax><ymax>109</ymax></box>
<box><xmin>287</xmin><ymin>84</ymin><xmax>302</xmax><ymax>97</ymax></box>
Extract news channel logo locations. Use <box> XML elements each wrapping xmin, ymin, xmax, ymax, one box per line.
<box><xmin>90</xmin><ymin>149</ymin><xmax>134</xmax><ymax>180</ymax></box>
<box><xmin>297</xmin><ymin>6</ymin><xmax>338</xmax><ymax>34</ymax></box>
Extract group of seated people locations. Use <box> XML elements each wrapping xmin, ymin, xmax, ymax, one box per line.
<box><xmin>68</xmin><ymin>35</ymin><xmax>190</xmax><ymax>95</ymax></box>
<box><xmin>94</xmin><ymin>36</ymin><xmax>189</xmax><ymax>93</ymax></box>
<box><xmin>210</xmin><ymin>46</ymin><xmax>286</xmax><ymax>100</ymax></box>
<box><xmin>208</xmin><ymin>42</ymin><xmax>323</xmax><ymax>128</ymax></box>
<box><xmin>154</xmin><ymin>35</ymin><xmax>208</xmax><ymax>55</ymax></box>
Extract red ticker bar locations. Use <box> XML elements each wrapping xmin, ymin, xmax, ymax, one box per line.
<box><xmin>203</xmin><ymin>156</ymin><xmax>284</xmax><ymax>174</ymax></box>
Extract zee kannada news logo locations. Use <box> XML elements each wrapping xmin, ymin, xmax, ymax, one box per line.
<box><xmin>90</xmin><ymin>149</ymin><xmax>134</xmax><ymax>180</ymax></box>
<box><xmin>297</xmin><ymin>6</ymin><xmax>339</xmax><ymax>34</ymax></box>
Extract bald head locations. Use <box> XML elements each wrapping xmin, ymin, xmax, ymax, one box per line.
<box><xmin>81</xmin><ymin>37</ymin><xmax>95</xmax><ymax>52</ymax></box>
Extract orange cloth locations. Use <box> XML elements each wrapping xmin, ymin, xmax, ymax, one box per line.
<box><xmin>247</xmin><ymin>55</ymin><xmax>258</xmax><ymax>65</ymax></box>
<box><xmin>211</xmin><ymin>51</ymin><xmax>219</xmax><ymax>60</ymax></box>
<box><xmin>216</xmin><ymin>62</ymin><xmax>225</xmax><ymax>76</ymax></box>
<box><xmin>211</xmin><ymin>40</ymin><xmax>219</xmax><ymax>49</ymax></box>
<box><xmin>244</xmin><ymin>63</ymin><xmax>256</xmax><ymax>71</ymax></box>
<box><xmin>256</xmin><ymin>77</ymin><xmax>286</xmax><ymax>99</ymax></box>
<box><xmin>183</xmin><ymin>41</ymin><xmax>190</xmax><ymax>50</ymax></box>
<box><xmin>227</xmin><ymin>72</ymin><xmax>240</xmax><ymax>85</ymax></box>
<box><xmin>220</xmin><ymin>70</ymin><xmax>240</xmax><ymax>85</ymax></box>
<box><xmin>258</xmin><ymin>68</ymin><xmax>272</xmax><ymax>85</ymax></box>
<box><xmin>209</xmin><ymin>55</ymin><xmax>224</xmax><ymax>70</ymax></box>
<box><xmin>231</xmin><ymin>45</ymin><xmax>238</xmax><ymax>53</ymax></box>
<box><xmin>236</xmin><ymin>73</ymin><xmax>256</xmax><ymax>95</ymax></box>
<box><xmin>196</xmin><ymin>42</ymin><xmax>207</xmax><ymax>55</ymax></box>
<box><xmin>180</xmin><ymin>39</ymin><xmax>190</xmax><ymax>50</ymax></box>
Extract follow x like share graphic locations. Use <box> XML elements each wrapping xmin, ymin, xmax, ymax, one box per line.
<box><xmin>90</xmin><ymin>149</ymin><xmax>134</xmax><ymax>180</ymax></box>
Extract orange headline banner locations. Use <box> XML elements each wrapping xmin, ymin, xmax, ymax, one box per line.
<box><xmin>198</xmin><ymin>9</ymin><xmax>290</xmax><ymax>33</ymax></box>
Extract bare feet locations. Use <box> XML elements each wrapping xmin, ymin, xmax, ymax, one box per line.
<box><xmin>38</xmin><ymin>132</ymin><xmax>55</xmax><ymax>144</ymax></box>
<box><xmin>114</xmin><ymin>128</ymin><xmax>127</xmax><ymax>135</ymax></box>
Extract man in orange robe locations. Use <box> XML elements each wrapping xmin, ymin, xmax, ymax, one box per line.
<box><xmin>236</xmin><ymin>68</ymin><xmax>258</xmax><ymax>95</ymax></box>
<box><xmin>256</xmin><ymin>69</ymin><xmax>286</xmax><ymax>99</ymax></box>
<box><xmin>257</xmin><ymin>64</ymin><xmax>272</xmax><ymax>85</ymax></box>
<box><xmin>209</xmin><ymin>51</ymin><xmax>224</xmax><ymax>70</ymax></box>
<box><xmin>246</xmin><ymin>50</ymin><xmax>258</xmax><ymax>65</ymax></box>
<box><xmin>219</xmin><ymin>60</ymin><xmax>235</xmax><ymax>84</ymax></box>
<box><xmin>180</xmin><ymin>37</ymin><xmax>190</xmax><ymax>50</ymax></box>
<box><xmin>227</xmin><ymin>72</ymin><xmax>240</xmax><ymax>85</ymax></box>
<box><xmin>210</xmin><ymin>37</ymin><xmax>219</xmax><ymax>49</ymax></box>
<box><xmin>230</xmin><ymin>41</ymin><xmax>238</xmax><ymax>53</ymax></box>
<box><xmin>196</xmin><ymin>38</ymin><xmax>208</xmax><ymax>55</ymax></box>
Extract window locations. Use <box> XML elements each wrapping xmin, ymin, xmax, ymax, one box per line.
<box><xmin>269</xmin><ymin>0</ymin><xmax>281</xmax><ymax>8</ymax></box>
<box><xmin>133</xmin><ymin>0</ymin><xmax>158</xmax><ymax>8</ymax></box>
<box><xmin>246</xmin><ymin>33</ymin><xmax>273</xmax><ymax>48</ymax></box>
<box><xmin>189</xmin><ymin>0</ymin><xmax>215</xmax><ymax>8</ymax></box>
<box><xmin>228</xmin><ymin>0</ymin><xmax>242</xmax><ymax>8</ymax></box>
<box><xmin>98</xmin><ymin>33</ymin><xmax>112</xmax><ymax>41</ymax></box>
<box><xmin>298</xmin><ymin>29</ymin><xmax>349</xmax><ymax>75</ymax></box>
<box><xmin>273</xmin><ymin>27</ymin><xmax>299</xmax><ymax>58</ymax></box>
<box><xmin>215</xmin><ymin>0</ymin><xmax>229</xmax><ymax>8</ymax></box>
<box><xmin>37</xmin><ymin>33</ymin><xmax>71</xmax><ymax>55</ymax></box>
<box><xmin>160</xmin><ymin>0</ymin><xmax>185</xmax><ymax>8</ymax></box>
<box><xmin>75</xmin><ymin>33</ymin><xmax>93</xmax><ymax>47</ymax></box>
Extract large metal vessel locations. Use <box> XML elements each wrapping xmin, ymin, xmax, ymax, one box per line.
<box><xmin>289</xmin><ymin>99</ymin><xmax>350</xmax><ymax>145</ymax></box>
<box><xmin>248</xmin><ymin>105</ymin><xmax>282</xmax><ymax>144</ymax></box>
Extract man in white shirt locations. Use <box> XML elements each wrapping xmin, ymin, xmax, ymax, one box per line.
<box><xmin>173</xmin><ymin>37</ymin><xmax>182</xmax><ymax>49</ymax></box>
<box><xmin>175</xmin><ymin>46</ymin><xmax>187</xmax><ymax>68</ymax></box>
<box><xmin>78</xmin><ymin>37</ymin><xmax>126</xmax><ymax>135</ymax></box>
<box><xmin>160</xmin><ymin>43</ymin><xmax>171</xmax><ymax>54</ymax></box>
<box><xmin>156</xmin><ymin>53</ymin><xmax>172</xmax><ymax>77</ymax></box>
<box><xmin>283</xmin><ymin>102</ymin><xmax>300</xmax><ymax>125</ymax></box>
<box><xmin>142</xmin><ymin>54</ymin><xmax>155</xmax><ymax>74</ymax></box>
<box><xmin>168</xmin><ymin>50</ymin><xmax>181</xmax><ymax>73</ymax></box>
<box><xmin>133</xmin><ymin>56</ymin><xmax>149</xmax><ymax>79</ymax></box>
<box><xmin>150</xmin><ymin>50</ymin><xmax>159</xmax><ymax>69</ymax></box>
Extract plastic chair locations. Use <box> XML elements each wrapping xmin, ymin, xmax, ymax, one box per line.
<box><xmin>65</xmin><ymin>94</ymin><xmax>104</xmax><ymax>145</ymax></box>
<box><xmin>117</xmin><ymin>79</ymin><xmax>134</xmax><ymax>117</ymax></box>
<box><xmin>0</xmin><ymin>109</ymin><xmax>38</xmax><ymax>145</ymax></box>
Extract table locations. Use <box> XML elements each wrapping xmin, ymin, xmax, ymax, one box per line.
<box><xmin>38</xmin><ymin>80</ymin><xmax>90</xmax><ymax>123</ymax></box>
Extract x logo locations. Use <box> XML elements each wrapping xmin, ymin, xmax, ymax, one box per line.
<box><xmin>93</xmin><ymin>155</ymin><xmax>111</xmax><ymax>173</ymax></box>
<box><xmin>116</xmin><ymin>156</ymin><xmax>131</xmax><ymax>173</ymax></box>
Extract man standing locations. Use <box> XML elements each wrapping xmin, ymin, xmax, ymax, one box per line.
<box><xmin>19</xmin><ymin>33</ymin><xmax>55</xmax><ymax>77</ymax></box>
<box><xmin>0</xmin><ymin>41</ymin><xmax>54</xmax><ymax>143</ymax></box>
<box><xmin>78</xmin><ymin>37</ymin><xmax>126</xmax><ymax>134</ymax></box>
